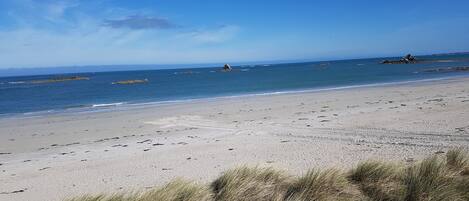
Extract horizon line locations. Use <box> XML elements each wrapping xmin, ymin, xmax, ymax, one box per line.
<box><xmin>1</xmin><ymin>51</ymin><xmax>468</xmax><ymax>78</ymax></box>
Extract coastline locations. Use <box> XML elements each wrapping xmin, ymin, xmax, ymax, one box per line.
<box><xmin>1</xmin><ymin>76</ymin><xmax>469</xmax><ymax>201</ymax></box>
<box><xmin>2</xmin><ymin>73</ymin><xmax>469</xmax><ymax>120</ymax></box>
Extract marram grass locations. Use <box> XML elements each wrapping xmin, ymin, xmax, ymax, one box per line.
<box><xmin>67</xmin><ymin>149</ymin><xmax>469</xmax><ymax>201</ymax></box>
<box><xmin>285</xmin><ymin>169</ymin><xmax>363</xmax><ymax>201</ymax></box>
<box><xmin>447</xmin><ymin>148</ymin><xmax>469</xmax><ymax>171</ymax></box>
<box><xmin>211</xmin><ymin>166</ymin><xmax>290</xmax><ymax>201</ymax></box>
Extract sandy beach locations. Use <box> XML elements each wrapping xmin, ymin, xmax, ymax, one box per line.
<box><xmin>1</xmin><ymin>77</ymin><xmax>469</xmax><ymax>201</ymax></box>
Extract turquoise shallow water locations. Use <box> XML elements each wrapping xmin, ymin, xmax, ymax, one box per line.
<box><xmin>1</xmin><ymin>54</ymin><xmax>469</xmax><ymax>116</ymax></box>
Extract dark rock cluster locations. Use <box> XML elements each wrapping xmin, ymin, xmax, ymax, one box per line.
<box><xmin>381</xmin><ymin>54</ymin><xmax>417</xmax><ymax>64</ymax></box>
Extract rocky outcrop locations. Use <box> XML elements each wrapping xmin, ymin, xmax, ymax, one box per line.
<box><xmin>30</xmin><ymin>76</ymin><xmax>89</xmax><ymax>84</ymax></box>
<box><xmin>381</xmin><ymin>54</ymin><xmax>418</xmax><ymax>64</ymax></box>
<box><xmin>112</xmin><ymin>79</ymin><xmax>149</xmax><ymax>85</ymax></box>
<box><xmin>222</xmin><ymin>64</ymin><xmax>232</xmax><ymax>71</ymax></box>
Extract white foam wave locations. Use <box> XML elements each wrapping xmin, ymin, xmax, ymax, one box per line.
<box><xmin>92</xmin><ymin>102</ymin><xmax>125</xmax><ymax>108</ymax></box>
<box><xmin>2</xmin><ymin>74</ymin><xmax>468</xmax><ymax>120</ymax></box>
<box><xmin>8</xmin><ymin>81</ymin><xmax>26</xmax><ymax>84</ymax></box>
<box><xmin>119</xmin><ymin>74</ymin><xmax>469</xmax><ymax>110</ymax></box>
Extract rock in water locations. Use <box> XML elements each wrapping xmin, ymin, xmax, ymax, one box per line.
<box><xmin>112</xmin><ymin>79</ymin><xmax>149</xmax><ymax>85</ymax></box>
<box><xmin>381</xmin><ymin>54</ymin><xmax>418</xmax><ymax>64</ymax></box>
<box><xmin>30</xmin><ymin>76</ymin><xmax>90</xmax><ymax>84</ymax></box>
<box><xmin>223</xmin><ymin>64</ymin><xmax>232</xmax><ymax>71</ymax></box>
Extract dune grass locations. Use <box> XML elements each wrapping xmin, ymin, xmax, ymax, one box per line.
<box><xmin>285</xmin><ymin>169</ymin><xmax>363</xmax><ymax>201</ymax></box>
<box><xmin>67</xmin><ymin>180</ymin><xmax>211</xmax><ymax>201</ymax></box>
<box><xmin>403</xmin><ymin>156</ymin><xmax>460</xmax><ymax>201</ymax></box>
<box><xmin>138</xmin><ymin>179</ymin><xmax>212</xmax><ymax>201</ymax></box>
<box><xmin>67</xmin><ymin>194</ymin><xmax>133</xmax><ymax>201</ymax></box>
<box><xmin>447</xmin><ymin>149</ymin><xmax>468</xmax><ymax>171</ymax></box>
<box><xmin>211</xmin><ymin>166</ymin><xmax>290</xmax><ymax>201</ymax></box>
<box><xmin>348</xmin><ymin>161</ymin><xmax>404</xmax><ymax>200</ymax></box>
<box><xmin>66</xmin><ymin>149</ymin><xmax>469</xmax><ymax>201</ymax></box>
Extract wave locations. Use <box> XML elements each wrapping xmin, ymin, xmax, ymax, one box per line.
<box><xmin>8</xmin><ymin>81</ymin><xmax>26</xmax><ymax>84</ymax></box>
<box><xmin>115</xmin><ymin>74</ymin><xmax>469</xmax><ymax>110</ymax></box>
<box><xmin>92</xmin><ymin>102</ymin><xmax>126</xmax><ymax>108</ymax></box>
<box><xmin>222</xmin><ymin>75</ymin><xmax>468</xmax><ymax>98</ymax></box>
<box><xmin>22</xmin><ymin>110</ymin><xmax>55</xmax><ymax>115</ymax></box>
<box><xmin>2</xmin><ymin>74</ymin><xmax>468</xmax><ymax>120</ymax></box>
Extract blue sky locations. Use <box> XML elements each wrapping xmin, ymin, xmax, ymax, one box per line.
<box><xmin>0</xmin><ymin>0</ymin><xmax>468</xmax><ymax>69</ymax></box>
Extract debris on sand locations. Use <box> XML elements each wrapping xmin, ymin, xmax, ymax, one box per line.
<box><xmin>0</xmin><ymin>188</ymin><xmax>27</xmax><ymax>194</ymax></box>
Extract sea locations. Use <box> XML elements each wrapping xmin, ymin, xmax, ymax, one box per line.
<box><xmin>1</xmin><ymin>54</ymin><xmax>469</xmax><ymax>117</ymax></box>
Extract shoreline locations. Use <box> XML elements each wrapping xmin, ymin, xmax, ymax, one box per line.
<box><xmin>1</xmin><ymin>76</ymin><xmax>469</xmax><ymax>201</ymax></box>
<box><xmin>2</xmin><ymin>73</ymin><xmax>468</xmax><ymax>120</ymax></box>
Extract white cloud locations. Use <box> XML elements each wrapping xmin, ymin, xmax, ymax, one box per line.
<box><xmin>43</xmin><ymin>1</ymin><xmax>79</xmax><ymax>21</ymax></box>
<box><xmin>183</xmin><ymin>25</ymin><xmax>240</xmax><ymax>44</ymax></box>
<box><xmin>0</xmin><ymin>1</ymin><xmax>246</xmax><ymax>68</ymax></box>
<box><xmin>7</xmin><ymin>0</ymin><xmax>79</xmax><ymax>23</ymax></box>
<box><xmin>0</xmin><ymin>22</ymin><xmax>245</xmax><ymax>68</ymax></box>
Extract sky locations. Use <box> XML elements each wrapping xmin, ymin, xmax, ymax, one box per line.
<box><xmin>0</xmin><ymin>0</ymin><xmax>468</xmax><ymax>69</ymax></box>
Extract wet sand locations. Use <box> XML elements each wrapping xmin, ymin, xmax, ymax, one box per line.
<box><xmin>1</xmin><ymin>77</ymin><xmax>469</xmax><ymax>201</ymax></box>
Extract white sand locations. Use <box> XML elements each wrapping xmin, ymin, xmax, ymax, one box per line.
<box><xmin>1</xmin><ymin>77</ymin><xmax>469</xmax><ymax>201</ymax></box>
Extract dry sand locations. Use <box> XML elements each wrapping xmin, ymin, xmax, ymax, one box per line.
<box><xmin>1</xmin><ymin>77</ymin><xmax>469</xmax><ymax>201</ymax></box>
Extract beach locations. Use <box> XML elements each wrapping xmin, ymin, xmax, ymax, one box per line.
<box><xmin>1</xmin><ymin>76</ymin><xmax>469</xmax><ymax>201</ymax></box>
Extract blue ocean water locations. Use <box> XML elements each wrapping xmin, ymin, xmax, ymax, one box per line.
<box><xmin>1</xmin><ymin>54</ymin><xmax>469</xmax><ymax>117</ymax></box>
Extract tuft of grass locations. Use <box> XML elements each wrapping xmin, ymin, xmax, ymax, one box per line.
<box><xmin>403</xmin><ymin>156</ymin><xmax>462</xmax><ymax>201</ymax></box>
<box><xmin>65</xmin><ymin>149</ymin><xmax>469</xmax><ymax>201</ymax></box>
<box><xmin>66</xmin><ymin>194</ymin><xmax>134</xmax><ymax>201</ymax></box>
<box><xmin>456</xmin><ymin>177</ymin><xmax>469</xmax><ymax>200</ymax></box>
<box><xmin>348</xmin><ymin>161</ymin><xmax>399</xmax><ymax>183</ymax></box>
<box><xmin>138</xmin><ymin>179</ymin><xmax>212</xmax><ymax>201</ymax></box>
<box><xmin>211</xmin><ymin>166</ymin><xmax>290</xmax><ymax>201</ymax></box>
<box><xmin>348</xmin><ymin>161</ymin><xmax>403</xmax><ymax>201</ymax></box>
<box><xmin>285</xmin><ymin>169</ymin><xmax>360</xmax><ymax>201</ymax></box>
<box><xmin>462</xmin><ymin>166</ymin><xmax>469</xmax><ymax>176</ymax></box>
<box><xmin>446</xmin><ymin>148</ymin><xmax>468</xmax><ymax>171</ymax></box>
<box><xmin>66</xmin><ymin>180</ymin><xmax>210</xmax><ymax>201</ymax></box>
